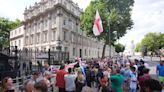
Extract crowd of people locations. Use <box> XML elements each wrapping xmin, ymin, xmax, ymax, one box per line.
<box><xmin>0</xmin><ymin>57</ymin><xmax>164</xmax><ymax>92</ymax></box>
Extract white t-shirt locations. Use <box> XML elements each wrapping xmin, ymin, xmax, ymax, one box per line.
<box><xmin>64</xmin><ymin>74</ymin><xmax>76</xmax><ymax>91</ymax></box>
<box><xmin>130</xmin><ymin>71</ymin><xmax>137</xmax><ymax>89</ymax></box>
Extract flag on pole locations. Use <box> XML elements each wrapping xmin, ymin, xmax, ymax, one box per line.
<box><xmin>93</xmin><ymin>10</ymin><xmax>103</xmax><ymax>36</ymax></box>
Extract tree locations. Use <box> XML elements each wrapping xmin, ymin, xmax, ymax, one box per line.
<box><xmin>0</xmin><ymin>17</ymin><xmax>21</xmax><ymax>47</ymax></box>
<box><xmin>115</xmin><ymin>43</ymin><xmax>125</xmax><ymax>53</ymax></box>
<box><xmin>80</xmin><ymin>0</ymin><xmax>134</xmax><ymax>58</ymax></box>
<box><xmin>135</xmin><ymin>43</ymin><xmax>141</xmax><ymax>52</ymax></box>
<box><xmin>137</xmin><ymin>32</ymin><xmax>164</xmax><ymax>54</ymax></box>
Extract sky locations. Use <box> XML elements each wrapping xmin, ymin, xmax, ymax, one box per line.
<box><xmin>0</xmin><ymin>0</ymin><xmax>164</xmax><ymax>48</ymax></box>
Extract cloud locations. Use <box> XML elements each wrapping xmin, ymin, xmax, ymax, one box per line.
<box><xmin>0</xmin><ymin>0</ymin><xmax>90</xmax><ymax>20</ymax></box>
<box><xmin>0</xmin><ymin>0</ymin><xmax>40</xmax><ymax>20</ymax></box>
<box><xmin>119</xmin><ymin>0</ymin><xmax>164</xmax><ymax>47</ymax></box>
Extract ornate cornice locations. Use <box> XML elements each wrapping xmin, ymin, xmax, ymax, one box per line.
<box><xmin>24</xmin><ymin>3</ymin><xmax>80</xmax><ymax>24</ymax></box>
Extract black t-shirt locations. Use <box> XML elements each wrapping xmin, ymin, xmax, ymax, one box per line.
<box><xmin>138</xmin><ymin>66</ymin><xmax>145</xmax><ymax>77</ymax></box>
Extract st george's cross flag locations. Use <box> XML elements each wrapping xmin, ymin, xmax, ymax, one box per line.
<box><xmin>93</xmin><ymin>10</ymin><xmax>103</xmax><ymax>36</ymax></box>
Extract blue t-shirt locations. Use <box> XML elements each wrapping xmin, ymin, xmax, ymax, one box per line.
<box><xmin>157</xmin><ymin>64</ymin><xmax>164</xmax><ymax>76</ymax></box>
<box><xmin>121</xmin><ymin>68</ymin><xmax>131</xmax><ymax>81</ymax></box>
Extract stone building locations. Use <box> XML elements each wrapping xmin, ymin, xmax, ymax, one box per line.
<box><xmin>10</xmin><ymin>25</ymin><xmax>24</xmax><ymax>50</ymax></box>
<box><xmin>21</xmin><ymin>0</ymin><xmax>115</xmax><ymax>59</ymax></box>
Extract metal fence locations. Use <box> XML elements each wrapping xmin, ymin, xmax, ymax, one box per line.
<box><xmin>0</xmin><ymin>46</ymin><xmax>69</xmax><ymax>80</ymax></box>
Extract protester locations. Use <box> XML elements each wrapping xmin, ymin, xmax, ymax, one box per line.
<box><xmin>0</xmin><ymin>77</ymin><xmax>15</xmax><ymax>92</ymax></box>
<box><xmin>75</xmin><ymin>70</ymin><xmax>85</xmax><ymax>92</ymax></box>
<box><xmin>129</xmin><ymin>66</ymin><xmax>137</xmax><ymax>92</ymax></box>
<box><xmin>138</xmin><ymin>60</ymin><xmax>145</xmax><ymax>77</ymax></box>
<box><xmin>56</xmin><ymin>65</ymin><xmax>67</xmax><ymax>92</ymax></box>
<box><xmin>156</xmin><ymin>60</ymin><xmax>164</xmax><ymax>85</ymax></box>
<box><xmin>85</xmin><ymin>66</ymin><xmax>92</xmax><ymax>87</ymax></box>
<box><xmin>31</xmin><ymin>71</ymin><xmax>40</xmax><ymax>84</ymax></box>
<box><xmin>23</xmin><ymin>80</ymin><xmax>34</xmax><ymax>92</ymax></box>
<box><xmin>34</xmin><ymin>80</ymin><xmax>48</xmax><ymax>92</ymax></box>
<box><xmin>138</xmin><ymin>68</ymin><xmax>151</xmax><ymax>92</ymax></box>
<box><xmin>64</xmin><ymin>68</ymin><xmax>76</xmax><ymax>92</ymax></box>
<box><xmin>110</xmin><ymin>68</ymin><xmax>124</xmax><ymax>92</ymax></box>
<box><xmin>99</xmin><ymin>73</ymin><xmax>109</xmax><ymax>92</ymax></box>
<box><xmin>144</xmin><ymin>79</ymin><xmax>162</xmax><ymax>92</ymax></box>
<box><xmin>96</xmin><ymin>66</ymin><xmax>104</xmax><ymax>90</ymax></box>
<box><xmin>121</xmin><ymin>62</ymin><xmax>131</xmax><ymax>92</ymax></box>
<box><xmin>43</xmin><ymin>71</ymin><xmax>51</xmax><ymax>87</ymax></box>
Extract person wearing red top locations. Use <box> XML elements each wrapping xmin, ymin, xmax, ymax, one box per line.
<box><xmin>100</xmin><ymin>74</ymin><xmax>109</xmax><ymax>92</ymax></box>
<box><xmin>138</xmin><ymin>68</ymin><xmax>151</xmax><ymax>92</ymax></box>
<box><xmin>56</xmin><ymin>65</ymin><xmax>67</xmax><ymax>92</ymax></box>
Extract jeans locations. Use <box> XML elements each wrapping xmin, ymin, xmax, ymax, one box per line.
<box><xmin>130</xmin><ymin>88</ymin><xmax>136</xmax><ymax>92</ymax></box>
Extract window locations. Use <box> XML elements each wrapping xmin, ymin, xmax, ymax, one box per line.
<box><xmin>11</xmin><ymin>42</ymin><xmax>13</xmax><ymax>46</ymax></box>
<box><xmin>37</xmin><ymin>33</ymin><xmax>40</xmax><ymax>43</ymax></box>
<box><xmin>73</xmin><ymin>48</ymin><xmax>76</xmax><ymax>56</ymax></box>
<box><xmin>53</xmin><ymin>16</ymin><xmax>56</xmax><ymax>24</ymax></box>
<box><xmin>25</xmin><ymin>36</ymin><xmax>28</xmax><ymax>45</ymax></box>
<box><xmin>64</xmin><ymin>47</ymin><xmax>68</xmax><ymax>52</ymax></box>
<box><xmin>63</xmin><ymin>31</ymin><xmax>66</xmax><ymax>41</ymax></box>
<box><xmin>15</xmin><ymin>41</ymin><xmax>17</xmax><ymax>46</ymax></box>
<box><xmin>44</xmin><ymin>48</ymin><xmax>46</xmax><ymax>52</ymax></box>
<box><xmin>19</xmin><ymin>28</ymin><xmax>21</xmax><ymax>33</ymax></box>
<box><xmin>31</xmin><ymin>35</ymin><xmax>34</xmax><ymax>44</ymax></box>
<box><xmin>52</xmin><ymin>31</ymin><xmax>56</xmax><ymax>41</ymax></box>
<box><xmin>44</xmin><ymin>19</ymin><xmax>47</xmax><ymax>27</ymax></box>
<box><xmin>85</xmin><ymin>49</ymin><xmax>87</xmax><ymax>55</ymax></box>
<box><xmin>52</xmin><ymin>47</ymin><xmax>55</xmax><ymax>51</ymax></box>
<box><xmin>40</xmin><ymin>22</ymin><xmax>42</xmax><ymax>29</ymax></box>
<box><xmin>63</xmin><ymin>19</ymin><xmax>66</xmax><ymax>25</ymax></box>
<box><xmin>38</xmin><ymin>22</ymin><xmax>40</xmax><ymax>29</ymax></box>
<box><xmin>44</xmin><ymin>32</ymin><xmax>47</xmax><ymax>42</ymax></box>
<box><xmin>19</xmin><ymin>40</ymin><xmax>21</xmax><ymax>47</ymax></box>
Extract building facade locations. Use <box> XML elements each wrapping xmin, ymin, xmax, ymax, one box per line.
<box><xmin>22</xmin><ymin>0</ymin><xmax>115</xmax><ymax>59</ymax></box>
<box><xmin>10</xmin><ymin>25</ymin><xmax>24</xmax><ymax>50</ymax></box>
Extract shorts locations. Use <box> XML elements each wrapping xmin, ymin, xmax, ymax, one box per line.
<box><xmin>159</xmin><ymin>76</ymin><xmax>164</xmax><ymax>82</ymax></box>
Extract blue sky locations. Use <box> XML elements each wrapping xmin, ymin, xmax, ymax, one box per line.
<box><xmin>0</xmin><ymin>0</ymin><xmax>164</xmax><ymax>48</ymax></box>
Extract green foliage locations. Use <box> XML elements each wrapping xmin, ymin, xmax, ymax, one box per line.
<box><xmin>114</xmin><ymin>43</ymin><xmax>125</xmax><ymax>53</ymax></box>
<box><xmin>80</xmin><ymin>0</ymin><xmax>134</xmax><ymax>41</ymax></box>
<box><xmin>135</xmin><ymin>43</ymin><xmax>141</xmax><ymax>52</ymax></box>
<box><xmin>137</xmin><ymin>32</ymin><xmax>164</xmax><ymax>53</ymax></box>
<box><xmin>0</xmin><ymin>17</ymin><xmax>21</xmax><ymax>47</ymax></box>
<box><xmin>80</xmin><ymin>0</ymin><xmax>134</xmax><ymax>57</ymax></box>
